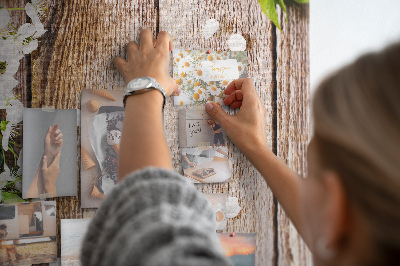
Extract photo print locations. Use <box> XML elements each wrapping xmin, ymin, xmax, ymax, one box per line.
<box><xmin>173</xmin><ymin>49</ymin><xmax>247</xmax><ymax>106</ymax></box>
<box><xmin>179</xmin><ymin>109</ymin><xmax>230</xmax><ymax>183</ymax></box>
<box><xmin>80</xmin><ymin>89</ymin><xmax>124</xmax><ymax>208</ymax></box>
<box><xmin>219</xmin><ymin>233</ymin><xmax>257</xmax><ymax>266</ymax></box>
<box><xmin>22</xmin><ymin>109</ymin><xmax>77</xmax><ymax>199</ymax></box>
<box><xmin>61</xmin><ymin>219</ymin><xmax>92</xmax><ymax>265</ymax></box>
<box><xmin>205</xmin><ymin>193</ymin><xmax>227</xmax><ymax>231</ymax></box>
<box><xmin>0</xmin><ymin>201</ymin><xmax>57</xmax><ymax>265</ymax></box>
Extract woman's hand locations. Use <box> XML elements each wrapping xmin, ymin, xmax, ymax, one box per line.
<box><xmin>113</xmin><ymin>29</ymin><xmax>180</xmax><ymax>97</ymax></box>
<box><xmin>205</xmin><ymin>78</ymin><xmax>268</xmax><ymax>155</ymax></box>
<box><xmin>44</xmin><ymin>124</ymin><xmax>63</xmax><ymax>165</ymax></box>
<box><xmin>41</xmin><ymin>152</ymin><xmax>61</xmax><ymax>197</ymax></box>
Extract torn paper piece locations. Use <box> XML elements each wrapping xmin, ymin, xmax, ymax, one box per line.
<box><xmin>202</xmin><ymin>19</ymin><xmax>219</xmax><ymax>38</ymax></box>
<box><xmin>226</xmin><ymin>196</ymin><xmax>242</xmax><ymax>218</ymax></box>
<box><xmin>227</xmin><ymin>34</ymin><xmax>246</xmax><ymax>51</ymax></box>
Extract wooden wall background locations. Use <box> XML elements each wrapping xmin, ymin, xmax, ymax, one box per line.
<box><xmin>2</xmin><ymin>0</ymin><xmax>311</xmax><ymax>265</ymax></box>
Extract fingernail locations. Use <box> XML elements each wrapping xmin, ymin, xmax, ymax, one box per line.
<box><xmin>205</xmin><ymin>102</ymin><xmax>214</xmax><ymax>111</ymax></box>
<box><xmin>177</xmin><ymin>86</ymin><xmax>182</xmax><ymax>94</ymax></box>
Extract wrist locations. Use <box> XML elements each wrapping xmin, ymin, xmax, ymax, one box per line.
<box><xmin>241</xmin><ymin>139</ymin><xmax>271</xmax><ymax>158</ymax></box>
<box><xmin>125</xmin><ymin>90</ymin><xmax>164</xmax><ymax>110</ymax></box>
<box><xmin>124</xmin><ymin>77</ymin><xmax>166</xmax><ymax>108</ymax></box>
<box><xmin>43</xmin><ymin>181</ymin><xmax>56</xmax><ymax>196</ymax></box>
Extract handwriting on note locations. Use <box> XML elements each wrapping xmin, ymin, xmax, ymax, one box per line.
<box><xmin>198</xmin><ymin>59</ymin><xmax>239</xmax><ymax>82</ymax></box>
<box><xmin>188</xmin><ymin>122</ymin><xmax>202</xmax><ymax>137</ymax></box>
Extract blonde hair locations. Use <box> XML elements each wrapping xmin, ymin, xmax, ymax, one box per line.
<box><xmin>312</xmin><ymin>43</ymin><xmax>400</xmax><ymax>264</ymax></box>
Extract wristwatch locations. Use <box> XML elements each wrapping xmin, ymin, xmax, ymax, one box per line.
<box><xmin>123</xmin><ymin>77</ymin><xmax>166</xmax><ymax>109</ymax></box>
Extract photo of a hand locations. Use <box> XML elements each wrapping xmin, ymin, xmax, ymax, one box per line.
<box><xmin>26</xmin><ymin>123</ymin><xmax>63</xmax><ymax>198</ymax></box>
<box><xmin>40</xmin><ymin>152</ymin><xmax>61</xmax><ymax>198</ymax></box>
<box><xmin>44</xmin><ymin>124</ymin><xmax>63</xmax><ymax>165</ymax></box>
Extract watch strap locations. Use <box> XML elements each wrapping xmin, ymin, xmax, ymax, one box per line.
<box><xmin>123</xmin><ymin>77</ymin><xmax>166</xmax><ymax>109</ymax></box>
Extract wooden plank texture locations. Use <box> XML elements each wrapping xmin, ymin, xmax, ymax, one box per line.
<box><xmin>277</xmin><ymin>3</ymin><xmax>312</xmax><ymax>266</ymax></box>
<box><xmin>160</xmin><ymin>1</ymin><xmax>277</xmax><ymax>265</ymax></box>
<box><xmin>29</xmin><ymin>0</ymin><xmax>158</xmax><ymax>258</ymax></box>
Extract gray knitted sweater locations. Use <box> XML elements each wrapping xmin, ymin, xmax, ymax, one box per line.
<box><xmin>81</xmin><ymin>167</ymin><xmax>232</xmax><ymax>266</ymax></box>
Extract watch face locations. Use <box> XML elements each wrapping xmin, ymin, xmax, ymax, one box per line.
<box><xmin>130</xmin><ymin>77</ymin><xmax>151</xmax><ymax>90</ymax></box>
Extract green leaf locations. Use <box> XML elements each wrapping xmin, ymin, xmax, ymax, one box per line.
<box><xmin>0</xmin><ymin>120</ymin><xmax>9</xmax><ymax>131</ymax></box>
<box><xmin>1</xmin><ymin>191</ymin><xmax>24</xmax><ymax>204</ymax></box>
<box><xmin>293</xmin><ymin>0</ymin><xmax>309</xmax><ymax>3</ymax></box>
<box><xmin>0</xmin><ymin>61</ymin><xmax>6</xmax><ymax>74</ymax></box>
<box><xmin>275</xmin><ymin>0</ymin><xmax>287</xmax><ymax>22</ymax></box>
<box><xmin>0</xmin><ymin>146</ymin><xmax>3</xmax><ymax>170</ymax></box>
<box><xmin>258</xmin><ymin>0</ymin><xmax>281</xmax><ymax>31</ymax></box>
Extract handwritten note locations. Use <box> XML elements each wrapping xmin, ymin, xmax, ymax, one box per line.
<box><xmin>188</xmin><ymin>121</ymin><xmax>202</xmax><ymax>137</ymax></box>
<box><xmin>198</xmin><ymin>59</ymin><xmax>239</xmax><ymax>82</ymax></box>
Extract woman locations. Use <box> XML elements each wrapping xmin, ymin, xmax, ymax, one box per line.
<box><xmin>81</xmin><ymin>30</ymin><xmax>400</xmax><ymax>265</ymax></box>
<box><xmin>201</xmin><ymin>113</ymin><xmax>225</xmax><ymax>147</ymax></box>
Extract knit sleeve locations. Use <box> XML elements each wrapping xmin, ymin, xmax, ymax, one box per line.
<box><xmin>81</xmin><ymin>167</ymin><xmax>232</xmax><ymax>266</ymax></box>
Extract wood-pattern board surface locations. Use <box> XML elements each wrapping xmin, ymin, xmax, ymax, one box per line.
<box><xmin>277</xmin><ymin>4</ymin><xmax>312</xmax><ymax>266</ymax></box>
<box><xmin>2</xmin><ymin>0</ymin><xmax>311</xmax><ymax>265</ymax></box>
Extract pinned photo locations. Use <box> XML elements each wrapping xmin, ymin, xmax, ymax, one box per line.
<box><xmin>179</xmin><ymin>109</ymin><xmax>230</xmax><ymax>183</ymax></box>
<box><xmin>22</xmin><ymin>109</ymin><xmax>77</xmax><ymax>198</ymax></box>
<box><xmin>61</xmin><ymin>219</ymin><xmax>92</xmax><ymax>265</ymax></box>
<box><xmin>181</xmin><ymin>146</ymin><xmax>230</xmax><ymax>183</ymax></box>
<box><xmin>219</xmin><ymin>233</ymin><xmax>257</xmax><ymax>266</ymax></box>
<box><xmin>172</xmin><ymin>49</ymin><xmax>247</xmax><ymax>106</ymax></box>
<box><xmin>0</xmin><ymin>202</ymin><xmax>57</xmax><ymax>265</ymax></box>
<box><xmin>179</xmin><ymin>109</ymin><xmax>227</xmax><ymax>148</ymax></box>
<box><xmin>80</xmin><ymin>89</ymin><xmax>124</xmax><ymax>208</ymax></box>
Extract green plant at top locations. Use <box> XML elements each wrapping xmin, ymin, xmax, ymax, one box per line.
<box><xmin>258</xmin><ymin>0</ymin><xmax>309</xmax><ymax>31</ymax></box>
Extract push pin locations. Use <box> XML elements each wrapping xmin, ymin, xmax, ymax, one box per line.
<box><xmin>206</xmin><ymin>49</ymin><xmax>211</xmax><ymax>54</ymax></box>
<box><xmin>230</xmin><ymin>232</ymin><xmax>235</xmax><ymax>237</ymax></box>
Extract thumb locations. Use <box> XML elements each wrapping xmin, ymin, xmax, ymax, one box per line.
<box><xmin>171</xmin><ymin>85</ymin><xmax>182</xmax><ymax>96</ymax></box>
<box><xmin>45</xmin><ymin>126</ymin><xmax>52</xmax><ymax>138</ymax></box>
<box><xmin>205</xmin><ymin>102</ymin><xmax>231</xmax><ymax>127</ymax></box>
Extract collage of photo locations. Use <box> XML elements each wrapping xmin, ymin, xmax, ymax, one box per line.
<box><xmin>1</xmin><ymin>49</ymin><xmax>252</xmax><ymax>264</ymax></box>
